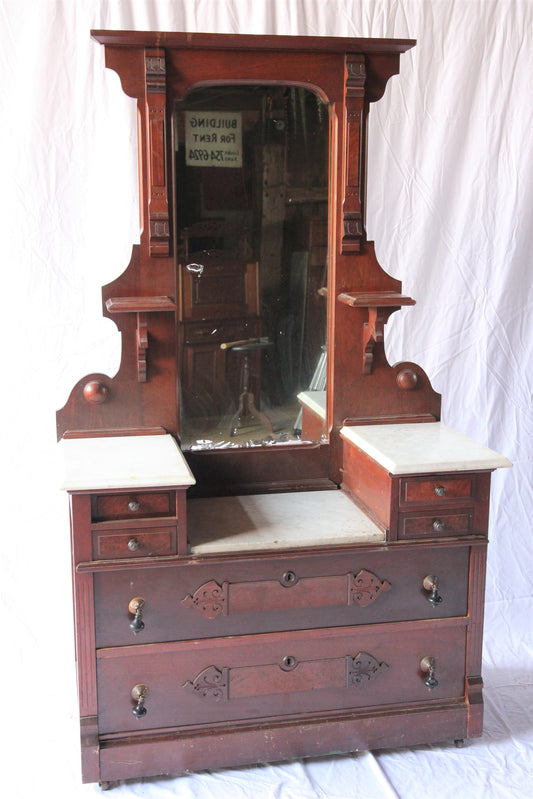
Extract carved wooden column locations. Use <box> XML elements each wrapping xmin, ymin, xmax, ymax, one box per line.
<box><xmin>341</xmin><ymin>55</ymin><xmax>366</xmax><ymax>253</ymax></box>
<box><xmin>145</xmin><ymin>50</ymin><xmax>170</xmax><ymax>256</ymax></box>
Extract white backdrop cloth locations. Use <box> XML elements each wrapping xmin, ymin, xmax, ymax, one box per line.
<box><xmin>2</xmin><ymin>1</ymin><xmax>532</xmax><ymax>797</ymax></box>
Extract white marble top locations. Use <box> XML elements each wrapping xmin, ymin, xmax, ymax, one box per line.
<box><xmin>340</xmin><ymin>422</ymin><xmax>512</xmax><ymax>475</ymax></box>
<box><xmin>188</xmin><ymin>489</ymin><xmax>385</xmax><ymax>554</ymax></box>
<box><xmin>58</xmin><ymin>434</ymin><xmax>196</xmax><ymax>491</ymax></box>
<box><xmin>297</xmin><ymin>390</ymin><xmax>327</xmax><ymax>420</ymax></box>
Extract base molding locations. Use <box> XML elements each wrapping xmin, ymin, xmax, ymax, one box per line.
<box><xmin>96</xmin><ymin>700</ymin><xmax>473</xmax><ymax>783</ymax></box>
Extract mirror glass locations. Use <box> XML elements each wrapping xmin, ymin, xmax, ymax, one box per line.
<box><xmin>174</xmin><ymin>85</ymin><xmax>329</xmax><ymax>450</ymax></box>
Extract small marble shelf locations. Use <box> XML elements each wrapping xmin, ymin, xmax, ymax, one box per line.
<box><xmin>59</xmin><ymin>433</ymin><xmax>195</xmax><ymax>491</ymax></box>
<box><xmin>188</xmin><ymin>489</ymin><xmax>385</xmax><ymax>555</ymax></box>
<box><xmin>297</xmin><ymin>390</ymin><xmax>327</xmax><ymax>420</ymax></box>
<box><xmin>340</xmin><ymin>422</ymin><xmax>512</xmax><ymax>475</ymax></box>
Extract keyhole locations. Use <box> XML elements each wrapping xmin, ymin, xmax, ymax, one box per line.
<box><xmin>281</xmin><ymin>570</ymin><xmax>297</xmax><ymax>586</ymax></box>
<box><xmin>280</xmin><ymin>654</ymin><xmax>298</xmax><ymax>671</ymax></box>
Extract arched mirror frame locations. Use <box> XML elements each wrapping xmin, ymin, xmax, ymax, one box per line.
<box><xmin>56</xmin><ymin>32</ymin><xmax>441</xmax><ymax>494</ymax></box>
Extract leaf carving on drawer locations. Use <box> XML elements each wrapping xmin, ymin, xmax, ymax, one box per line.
<box><xmin>346</xmin><ymin>652</ymin><xmax>389</xmax><ymax>687</ymax></box>
<box><xmin>184</xmin><ymin>665</ymin><xmax>229</xmax><ymax>701</ymax></box>
<box><xmin>349</xmin><ymin>569</ymin><xmax>392</xmax><ymax>606</ymax></box>
<box><xmin>182</xmin><ymin>580</ymin><xmax>228</xmax><ymax>618</ymax></box>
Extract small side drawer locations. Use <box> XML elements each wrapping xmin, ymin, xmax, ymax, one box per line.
<box><xmin>399</xmin><ymin>511</ymin><xmax>474</xmax><ymax>539</ymax></box>
<box><xmin>92</xmin><ymin>491</ymin><xmax>175</xmax><ymax>522</ymax></box>
<box><xmin>92</xmin><ymin>526</ymin><xmax>177</xmax><ymax>560</ymax></box>
<box><xmin>399</xmin><ymin>476</ymin><xmax>474</xmax><ymax>506</ymax></box>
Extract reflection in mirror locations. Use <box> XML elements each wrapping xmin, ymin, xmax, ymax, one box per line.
<box><xmin>175</xmin><ymin>85</ymin><xmax>329</xmax><ymax>450</ymax></box>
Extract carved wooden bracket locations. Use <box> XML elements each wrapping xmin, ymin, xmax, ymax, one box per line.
<box><xmin>338</xmin><ymin>291</ymin><xmax>416</xmax><ymax>374</ymax></box>
<box><xmin>346</xmin><ymin>651</ymin><xmax>390</xmax><ymax>687</ymax></box>
<box><xmin>136</xmin><ymin>312</ymin><xmax>148</xmax><ymax>381</ymax></box>
<box><xmin>181</xmin><ymin>579</ymin><xmax>229</xmax><ymax>619</ymax></box>
<box><xmin>184</xmin><ymin>665</ymin><xmax>229</xmax><ymax>701</ymax></box>
<box><xmin>342</xmin><ymin>55</ymin><xmax>366</xmax><ymax>253</ymax></box>
<box><xmin>349</xmin><ymin>569</ymin><xmax>392</xmax><ymax>606</ymax></box>
<box><xmin>105</xmin><ymin>295</ymin><xmax>176</xmax><ymax>382</ymax></box>
<box><xmin>145</xmin><ymin>50</ymin><xmax>170</xmax><ymax>256</ymax></box>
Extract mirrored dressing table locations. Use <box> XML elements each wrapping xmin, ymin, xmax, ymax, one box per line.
<box><xmin>57</xmin><ymin>31</ymin><xmax>510</xmax><ymax>787</ymax></box>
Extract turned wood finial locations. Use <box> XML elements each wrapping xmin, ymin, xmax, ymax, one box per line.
<box><xmin>83</xmin><ymin>380</ymin><xmax>109</xmax><ymax>404</ymax></box>
<box><xmin>396</xmin><ymin>368</ymin><xmax>418</xmax><ymax>390</ymax></box>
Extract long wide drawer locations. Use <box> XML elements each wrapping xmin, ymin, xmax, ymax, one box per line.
<box><xmin>94</xmin><ymin>544</ymin><xmax>471</xmax><ymax>647</ymax></box>
<box><xmin>96</xmin><ymin>619</ymin><xmax>467</xmax><ymax>734</ymax></box>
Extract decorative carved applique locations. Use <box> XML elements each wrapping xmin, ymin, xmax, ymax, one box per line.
<box><xmin>349</xmin><ymin>569</ymin><xmax>392</xmax><ymax>606</ymax></box>
<box><xmin>182</xmin><ymin>580</ymin><xmax>228</xmax><ymax>619</ymax></box>
<box><xmin>184</xmin><ymin>665</ymin><xmax>229</xmax><ymax>701</ymax></box>
<box><xmin>346</xmin><ymin>652</ymin><xmax>389</xmax><ymax>687</ymax></box>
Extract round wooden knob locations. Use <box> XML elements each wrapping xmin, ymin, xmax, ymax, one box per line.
<box><xmin>396</xmin><ymin>368</ymin><xmax>418</xmax><ymax>390</ymax></box>
<box><xmin>83</xmin><ymin>380</ymin><xmax>108</xmax><ymax>404</ymax></box>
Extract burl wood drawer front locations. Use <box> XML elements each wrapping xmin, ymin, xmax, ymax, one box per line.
<box><xmin>94</xmin><ymin>545</ymin><xmax>470</xmax><ymax>647</ymax></box>
<box><xmin>92</xmin><ymin>491</ymin><xmax>175</xmax><ymax>522</ymax></box>
<box><xmin>399</xmin><ymin>475</ymin><xmax>474</xmax><ymax>506</ymax></box>
<box><xmin>96</xmin><ymin>620</ymin><xmax>467</xmax><ymax>734</ymax></box>
<box><xmin>92</xmin><ymin>526</ymin><xmax>177</xmax><ymax>559</ymax></box>
<box><xmin>399</xmin><ymin>511</ymin><xmax>474</xmax><ymax>539</ymax></box>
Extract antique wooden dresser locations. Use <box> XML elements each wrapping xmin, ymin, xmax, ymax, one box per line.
<box><xmin>57</xmin><ymin>31</ymin><xmax>511</xmax><ymax>788</ymax></box>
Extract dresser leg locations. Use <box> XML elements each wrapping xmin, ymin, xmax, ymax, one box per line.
<box><xmin>99</xmin><ymin>781</ymin><xmax>115</xmax><ymax>791</ymax></box>
<box><xmin>454</xmin><ymin>738</ymin><xmax>465</xmax><ymax>748</ymax></box>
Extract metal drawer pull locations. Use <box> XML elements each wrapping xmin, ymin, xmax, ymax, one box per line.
<box><xmin>434</xmin><ymin>485</ymin><xmax>447</xmax><ymax>497</ymax></box>
<box><xmin>432</xmin><ymin>519</ymin><xmax>446</xmax><ymax>532</ymax></box>
<box><xmin>422</xmin><ymin>575</ymin><xmax>443</xmax><ymax>606</ymax></box>
<box><xmin>128</xmin><ymin>597</ymin><xmax>146</xmax><ymax>632</ymax></box>
<box><xmin>128</xmin><ymin>499</ymin><xmax>141</xmax><ymax>512</ymax></box>
<box><xmin>131</xmin><ymin>684</ymin><xmax>149</xmax><ymax>717</ymax></box>
<box><xmin>127</xmin><ymin>537</ymin><xmax>140</xmax><ymax>551</ymax></box>
<box><xmin>420</xmin><ymin>656</ymin><xmax>439</xmax><ymax>689</ymax></box>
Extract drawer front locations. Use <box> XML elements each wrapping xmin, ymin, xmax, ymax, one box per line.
<box><xmin>399</xmin><ymin>511</ymin><xmax>474</xmax><ymax>540</ymax></box>
<box><xmin>92</xmin><ymin>491</ymin><xmax>175</xmax><ymax>522</ymax></box>
<box><xmin>92</xmin><ymin>526</ymin><xmax>177</xmax><ymax>560</ymax></box>
<box><xmin>96</xmin><ymin>620</ymin><xmax>467</xmax><ymax>734</ymax></box>
<box><xmin>399</xmin><ymin>475</ymin><xmax>474</xmax><ymax>506</ymax></box>
<box><xmin>94</xmin><ymin>545</ymin><xmax>471</xmax><ymax>647</ymax></box>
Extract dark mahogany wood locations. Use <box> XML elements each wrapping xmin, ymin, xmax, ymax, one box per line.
<box><xmin>57</xmin><ymin>31</ymin><xmax>495</xmax><ymax>786</ymax></box>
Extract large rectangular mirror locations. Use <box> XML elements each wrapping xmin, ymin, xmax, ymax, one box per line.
<box><xmin>174</xmin><ymin>84</ymin><xmax>329</xmax><ymax>450</ymax></box>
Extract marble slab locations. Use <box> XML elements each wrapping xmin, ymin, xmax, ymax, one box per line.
<box><xmin>297</xmin><ymin>390</ymin><xmax>327</xmax><ymax>420</ymax></box>
<box><xmin>340</xmin><ymin>422</ymin><xmax>512</xmax><ymax>475</ymax></box>
<box><xmin>188</xmin><ymin>489</ymin><xmax>385</xmax><ymax>554</ymax></box>
<box><xmin>58</xmin><ymin>434</ymin><xmax>196</xmax><ymax>491</ymax></box>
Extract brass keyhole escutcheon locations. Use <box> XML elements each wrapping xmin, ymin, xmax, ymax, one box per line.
<box><xmin>280</xmin><ymin>570</ymin><xmax>298</xmax><ymax>587</ymax></box>
<box><xmin>280</xmin><ymin>655</ymin><xmax>298</xmax><ymax>671</ymax></box>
